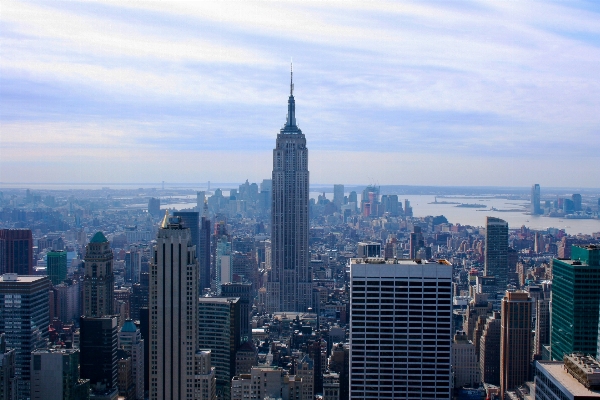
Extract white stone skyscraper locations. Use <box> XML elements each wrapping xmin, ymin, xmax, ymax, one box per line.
<box><xmin>267</xmin><ymin>66</ymin><xmax>312</xmax><ymax>313</ymax></box>
<box><xmin>150</xmin><ymin>212</ymin><xmax>199</xmax><ymax>400</ymax></box>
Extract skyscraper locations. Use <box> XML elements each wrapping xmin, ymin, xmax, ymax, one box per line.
<box><xmin>197</xmin><ymin>297</ymin><xmax>241</xmax><ymax>400</ymax></box>
<box><xmin>552</xmin><ymin>244</ymin><xmax>600</xmax><ymax>360</ymax></box>
<box><xmin>124</xmin><ymin>246</ymin><xmax>142</xmax><ymax>284</ymax></box>
<box><xmin>199</xmin><ymin>200</ymin><xmax>211</xmax><ymax>292</ymax></box>
<box><xmin>500</xmin><ymin>291</ymin><xmax>532</xmax><ymax>396</ymax></box>
<box><xmin>118</xmin><ymin>320</ymin><xmax>144</xmax><ymax>400</ymax></box>
<box><xmin>150</xmin><ymin>213</ymin><xmax>199</xmax><ymax>400</ymax></box>
<box><xmin>333</xmin><ymin>184</ymin><xmax>344</xmax><ymax>210</ymax></box>
<box><xmin>268</xmin><ymin>66</ymin><xmax>311</xmax><ymax>313</ymax></box>
<box><xmin>484</xmin><ymin>217</ymin><xmax>509</xmax><ymax>298</ymax></box>
<box><xmin>148</xmin><ymin>197</ymin><xmax>161</xmax><ymax>218</ymax></box>
<box><xmin>80</xmin><ymin>316</ymin><xmax>118</xmax><ymax>399</ymax></box>
<box><xmin>83</xmin><ymin>232</ymin><xmax>114</xmax><ymax>318</ymax></box>
<box><xmin>0</xmin><ymin>274</ymin><xmax>50</xmax><ymax>399</ymax></box>
<box><xmin>480</xmin><ymin>311</ymin><xmax>501</xmax><ymax>386</ymax></box>
<box><xmin>531</xmin><ymin>184</ymin><xmax>541</xmax><ymax>215</ymax></box>
<box><xmin>173</xmin><ymin>211</ymin><xmax>199</xmax><ymax>252</ymax></box>
<box><xmin>349</xmin><ymin>258</ymin><xmax>453</xmax><ymax>399</ymax></box>
<box><xmin>0</xmin><ymin>229</ymin><xmax>33</xmax><ymax>275</ymax></box>
<box><xmin>46</xmin><ymin>250</ymin><xmax>67</xmax><ymax>286</ymax></box>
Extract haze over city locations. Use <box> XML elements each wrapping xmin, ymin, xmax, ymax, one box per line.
<box><xmin>2</xmin><ymin>1</ymin><xmax>600</xmax><ymax>187</ymax></box>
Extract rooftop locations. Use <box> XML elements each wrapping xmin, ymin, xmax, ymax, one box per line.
<box><xmin>537</xmin><ymin>361</ymin><xmax>600</xmax><ymax>397</ymax></box>
<box><xmin>0</xmin><ymin>274</ymin><xmax>48</xmax><ymax>283</ymax></box>
<box><xmin>349</xmin><ymin>258</ymin><xmax>451</xmax><ymax>266</ymax></box>
<box><xmin>90</xmin><ymin>231</ymin><xmax>108</xmax><ymax>243</ymax></box>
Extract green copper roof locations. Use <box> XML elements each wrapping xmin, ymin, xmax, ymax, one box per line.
<box><xmin>90</xmin><ymin>231</ymin><xmax>108</xmax><ymax>243</ymax></box>
<box><xmin>120</xmin><ymin>320</ymin><xmax>137</xmax><ymax>333</ymax></box>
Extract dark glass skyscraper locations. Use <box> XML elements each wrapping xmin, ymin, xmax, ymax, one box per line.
<box><xmin>551</xmin><ymin>245</ymin><xmax>600</xmax><ymax>360</ymax></box>
<box><xmin>484</xmin><ymin>217</ymin><xmax>509</xmax><ymax>298</ymax></box>
<box><xmin>267</xmin><ymin>67</ymin><xmax>311</xmax><ymax>313</ymax></box>
<box><xmin>0</xmin><ymin>229</ymin><xmax>33</xmax><ymax>275</ymax></box>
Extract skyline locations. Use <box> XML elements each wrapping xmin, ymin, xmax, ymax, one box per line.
<box><xmin>2</xmin><ymin>1</ymin><xmax>600</xmax><ymax>187</ymax></box>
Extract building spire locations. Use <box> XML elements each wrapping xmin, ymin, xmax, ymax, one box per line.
<box><xmin>290</xmin><ymin>61</ymin><xmax>294</xmax><ymax>96</ymax></box>
<box><xmin>285</xmin><ymin>61</ymin><xmax>297</xmax><ymax>128</ymax></box>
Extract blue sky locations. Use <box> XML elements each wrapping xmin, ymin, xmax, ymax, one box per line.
<box><xmin>1</xmin><ymin>1</ymin><xmax>599</xmax><ymax>187</ymax></box>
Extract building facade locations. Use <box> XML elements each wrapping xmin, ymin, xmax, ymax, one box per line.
<box><xmin>118</xmin><ymin>320</ymin><xmax>144</xmax><ymax>400</ymax></box>
<box><xmin>0</xmin><ymin>274</ymin><xmax>50</xmax><ymax>399</ymax></box>
<box><xmin>452</xmin><ymin>331</ymin><xmax>480</xmax><ymax>388</ymax></box>
<box><xmin>83</xmin><ymin>231</ymin><xmax>114</xmax><ymax>318</ymax></box>
<box><xmin>80</xmin><ymin>316</ymin><xmax>119</xmax><ymax>399</ymax></box>
<box><xmin>46</xmin><ymin>250</ymin><xmax>67</xmax><ymax>286</ymax></box>
<box><xmin>0</xmin><ymin>229</ymin><xmax>33</xmax><ymax>275</ymax></box>
<box><xmin>480</xmin><ymin>311</ymin><xmax>501</xmax><ymax>386</ymax></box>
<box><xmin>199</xmin><ymin>200</ymin><xmax>211</xmax><ymax>292</ymax></box>
<box><xmin>150</xmin><ymin>213</ymin><xmax>199</xmax><ymax>400</ymax></box>
<box><xmin>500</xmin><ymin>291</ymin><xmax>532</xmax><ymax>396</ymax></box>
<box><xmin>198</xmin><ymin>297</ymin><xmax>241</xmax><ymax>400</ymax></box>
<box><xmin>484</xmin><ymin>217</ymin><xmax>509</xmax><ymax>298</ymax></box>
<box><xmin>531</xmin><ymin>184</ymin><xmax>541</xmax><ymax>215</ymax></box>
<box><xmin>30</xmin><ymin>348</ymin><xmax>90</xmax><ymax>400</ymax></box>
<box><xmin>552</xmin><ymin>245</ymin><xmax>600</xmax><ymax>360</ymax></box>
<box><xmin>268</xmin><ymin>68</ymin><xmax>311</xmax><ymax>313</ymax></box>
<box><xmin>349</xmin><ymin>258</ymin><xmax>453</xmax><ymax>399</ymax></box>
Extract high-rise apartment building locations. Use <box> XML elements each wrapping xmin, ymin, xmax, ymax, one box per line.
<box><xmin>531</xmin><ymin>184</ymin><xmax>541</xmax><ymax>215</ymax></box>
<box><xmin>349</xmin><ymin>258</ymin><xmax>453</xmax><ymax>399</ymax></box>
<box><xmin>552</xmin><ymin>245</ymin><xmax>600</xmax><ymax>360</ymax></box>
<box><xmin>484</xmin><ymin>217</ymin><xmax>509</xmax><ymax>298</ymax></box>
<box><xmin>47</xmin><ymin>250</ymin><xmax>67</xmax><ymax>285</ymax></box>
<box><xmin>118</xmin><ymin>320</ymin><xmax>144</xmax><ymax>400</ymax></box>
<box><xmin>268</xmin><ymin>67</ymin><xmax>311</xmax><ymax>313</ymax></box>
<box><xmin>0</xmin><ymin>229</ymin><xmax>33</xmax><ymax>275</ymax></box>
<box><xmin>197</xmin><ymin>297</ymin><xmax>241</xmax><ymax>400</ymax></box>
<box><xmin>452</xmin><ymin>331</ymin><xmax>480</xmax><ymax>388</ymax></box>
<box><xmin>0</xmin><ymin>274</ymin><xmax>50</xmax><ymax>399</ymax></box>
<box><xmin>479</xmin><ymin>311</ymin><xmax>501</xmax><ymax>386</ymax></box>
<box><xmin>30</xmin><ymin>348</ymin><xmax>90</xmax><ymax>400</ymax></box>
<box><xmin>193</xmin><ymin>350</ymin><xmax>216</xmax><ymax>400</ymax></box>
<box><xmin>500</xmin><ymin>291</ymin><xmax>532</xmax><ymax>396</ymax></box>
<box><xmin>83</xmin><ymin>232</ymin><xmax>114</xmax><ymax>318</ymax></box>
<box><xmin>533</xmin><ymin>282</ymin><xmax>551</xmax><ymax>359</ymax></box>
<box><xmin>150</xmin><ymin>213</ymin><xmax>199</xmax><ymax>400</ymax></box>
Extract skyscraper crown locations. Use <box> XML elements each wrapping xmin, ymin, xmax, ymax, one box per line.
<box><xmin>282</xmin><ymin>63</ymin><xmax>302</xmax><ymax>134</ymax></box>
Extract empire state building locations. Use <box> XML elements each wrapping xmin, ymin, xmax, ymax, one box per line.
<box><xmin>267</xmin><ymin>67</ymin><xmax>312</xmax><ymax>313</ymax></box>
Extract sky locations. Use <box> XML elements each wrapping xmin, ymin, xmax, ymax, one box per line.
<box><xmin>1</xmin><ymin>1</ymin><xmax>600</xmax><ymax>188</ymax></box>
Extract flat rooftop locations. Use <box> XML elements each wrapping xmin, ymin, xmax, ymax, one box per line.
<box><xmin>349</xmin><ymin>258</ymin><xmax>451</xmax><ymax>265</ymax></box>
<box><xmin>0</xmin><ymin>274</ymin><xmax>48</xmax><ymax>283</ymax></box>
<box><xmin>537</xmin><ymin>361</ymin><xmax>600</xmax><ymax>397</ymax></box>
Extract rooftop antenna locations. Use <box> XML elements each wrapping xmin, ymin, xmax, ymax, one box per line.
<box><xmin>290</xmin><ymin>59</ymin><xmax>294</xmax><ymax>96</ymax></box>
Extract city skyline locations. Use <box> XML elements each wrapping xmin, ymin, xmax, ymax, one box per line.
<box><xmin>2</xmin><ymin>2</ymin><xmax>600</xmax><ymax>188</ymax></box>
